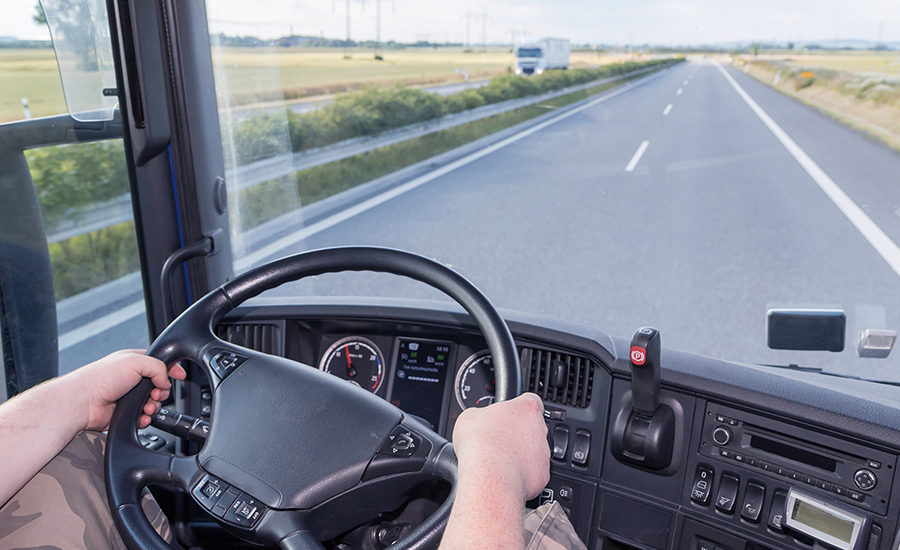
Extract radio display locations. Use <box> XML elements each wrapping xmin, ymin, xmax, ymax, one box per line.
<box><xmin>389</xmin><ymin>339</ymin><xmax>452</xmax><ymax>429</ymax></box>
<box><xmin>791</xmin><ymin>499</ymin><xmax>855</xmax><ymax>544</ymax></box>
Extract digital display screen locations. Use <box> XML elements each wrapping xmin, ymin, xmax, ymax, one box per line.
<box><xmin>791</xmin><ymin>499</ymin><xmax>855</xmax><ymax>544</ymax></box>
<box><xmin>390</xmin><ymin>340</ymin><xmax>452</xmax><ymax>429</ymax></box>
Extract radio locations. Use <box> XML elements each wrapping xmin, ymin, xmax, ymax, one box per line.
<box><xmin>701</xmin><ymin>403</ymin><xmax>895</xmax><ymax>516</ymax></box>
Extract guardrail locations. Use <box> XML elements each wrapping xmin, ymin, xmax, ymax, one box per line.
<box><xmin>46</xmin><ymin>65</ymin><xmax>664</xmax><ymax>242</ymax></box>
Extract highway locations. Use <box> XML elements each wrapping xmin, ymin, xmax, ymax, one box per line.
<box><xmin>59</xmin><ymin>58</ymin><xmax>900</xmax><ymax>383</ymax></box>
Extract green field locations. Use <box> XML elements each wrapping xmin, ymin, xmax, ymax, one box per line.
<box><xmin>0</xmin><ymin>46</ymin><xmax>634</xmax><ymax>122</ymax></box>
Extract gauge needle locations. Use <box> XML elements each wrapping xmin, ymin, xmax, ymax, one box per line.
<box><xmin>345</xmin><ymin>345</ymin><xmax>357</xmax><ymax>378</ymax></box>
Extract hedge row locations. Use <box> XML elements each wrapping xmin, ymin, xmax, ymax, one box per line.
<box><xmin>232</xmin><ymin>59</ymin><xmax>673</xmax><ymax>165</ymax></box>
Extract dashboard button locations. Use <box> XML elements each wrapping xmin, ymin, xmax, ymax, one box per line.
<box><xmin>775</xmin><ymin>465</ymin><xmax>788</xmax><ymax>476</ymax></box>
<box><xmin>768</xmin><ymin>491</ymin><xmax>787</xmax><ymax>533</ymax></box>
<box><xmin>867</xmin><ymin>460</ymin><xmax>882</xmax><ymax>470</ymax></box>
<box><xmin>741</xmin><ymin>482</ymin><xmax>765</xmax><ymax>523</ymax></box>
<box><xmin>802</xmin><ymin>474</ymin><xmax>817</xmax><ymax>486</ymax></box>
<box><xmin>691</xmin><ymin>466</ymin><xmax>714</xmax><ymax>505</ymax></box>
<box><xmin>552</xmin><ymin>426</ymin><xmax>569</xmax><ymax>460</ymax></box>
<box><xmin>816</xmin><ymin>479</ymin><xmax>833</xmax><ymax>491</ymax></box>
<box><xmin>720</xmin><ymin>449</ymin><xmax>733</xmax><ymax>459</ymax></box>
<box><xmin>833</xmin><ymin>485</ymin><xmax>848</xmax><ymax>496</ymax></box>
<box><xmin>571</xmin><ymin>430</ymin><xmax>590</xmax><ymax>466</ymax></box>
<box><xmin>849</xmin><ymin>491</ymin><xmax>865</xmax><ymax>502</ymax></box>
<box><xmin>712</xmin><ymin>426</ymin><xmax>732</xmax><ymax>446</ymax></box>
<box><xmin>558</xmin><ymin>486</ymin><xmax>574</xmax><ymax>501</ymax></box>
<box><xmin>734</xmin><ymin>453</ymin><xmax>746</xmax><ymax>463</ymax></box>
<box><xmin>698</xmin><ymin>538</ymin><xmax>715</xmax><ymax>550</ymax></box>
<box><xmin>789</xmin><ymin>470</ymin><xmax>803</xmax><ymax>481</ymax></box>
<box><xmin>716</xmin><ymin>473</ymin><xmax>739</xmax><ymax>513</ymax></box>
<box><xmin>747</xmin><ymin>457</ymin><xmax>758</xmax><ymax>467</ymax></box>
<box><xmin>854</xmin><ymin>469</ymin><xmax>877</xmax><ymax>491</ymax></box>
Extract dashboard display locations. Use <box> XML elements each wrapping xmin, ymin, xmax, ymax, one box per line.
<box><xmin>784</xmin><ymin>489</ymin><xmax>867</xmax><ymax>550</ymax></box>
<box><xmin>389</xmin><ymin>339</ymin><xmax>452</xmax><ymax>429</ymax></box>
<box><xmin>319</xmin><ymin>336</ymin><xmax>385</xmax><ymax>393</ymax></box>
<box><xmin>455</xmin><ymin>350</ymin><xmax>495</xmax><ymax>409</ymax></box>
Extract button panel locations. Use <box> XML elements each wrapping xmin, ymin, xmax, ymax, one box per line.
<box><xmin>192</xmin><ymin>475</ymin><xmax>266</xmax><ymax>528</ymax></box>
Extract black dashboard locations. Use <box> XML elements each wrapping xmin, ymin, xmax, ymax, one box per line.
<box><xmin>186</xmin><ymin>296</ymin><xmax>900</xmax><ymax>550</ymax></box>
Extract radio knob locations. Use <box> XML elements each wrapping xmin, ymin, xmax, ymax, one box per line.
<box><xmin>712</xmin><ymin>426</ymin><xmax>733</xmax><ymax>446</ymax></box>
<box><xmin>854</xmin><ymin>469</ymin><xmax>877</xmax><ymax>491</ymax></box>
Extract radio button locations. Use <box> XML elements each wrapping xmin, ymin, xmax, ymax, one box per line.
<box><xmin>759</xmin><ymin>461</ymin><xmax>773</xmax><ymax>471</ymax></box>
<box><xmin>734</xmin><ymin>453</ymin><xmax>746</xmax><ymax>463</ymax></box>
<box><xmin>716</xmin><ymin>474</ymin><xmax>740</xmax><ymax>514</ymax></box>
<box><xmin>833</xmin><ymin>485</ymin><xmax>848</xmax><ymax>497</ymax></box>
<box><xmin>802</xmin><ymin>474</ymin><xmax>817</xmax><ymax>486</ymax></box>
<box><xmin>854</xmin><ymin>469</ymin><xmax>877</xmax><ymax>491</ymax></box>
<box><xmin>747</xmin><ymin>457</ymin><xmax>758</xmax><ymax>467</ymax></box>
<box><xmin>741</xmin><ymin>482</ymin><xmax>766</xmax><ymax>523</ymax></box>
<box><xmin>849</xmin><ymin>491</ymin><xmax>865</xmax><ymax>502</ymax></box>
<box><xmin>867</xmin><ymin>460</ymin><xmax>881</xmax><ymax>470</ymax></box>
<box><xmin>720</xmin><ymin>449</ymin><xmax>733</xmax><ymax>459</ymax></box>
<box><xmin>775</xmin><ymin>465</ymin><xmax>788</xmax><ymax>476</ymax></box>
<box><xmin>789</xmin><ymin>471</ymin><xmax>803</xmax><ymax>481</ymax></box>
<box><xmin>713</xmin><ymin>426</ymin><xmax>733</xmax><ymax>446</ymax></box>
<box><xmin>816</xmin><ymin>479</ymin><xmax>833</xmax><ymax>491</ymax></box>
<box><xmin>727</xmin><ymin>418</ymin><xmax>739</xmax><ymax>426</ymax></box>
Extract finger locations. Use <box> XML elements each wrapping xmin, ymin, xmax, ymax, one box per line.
<box><xmin>138</xmin><ymin>414</ymin><xmax>151</xmax><ymax>429</ymax></box>
<box><xmin>519</xmin><ymin>392</ymin><xmax>545</xmax><ymax>413</ymax></box>
<box><xmin>143</xmin><ymin>400</ymin><xmax>161</xmax><ymax>416</ymax></box>
<box><xmin>129</xmin><ymin>355</ymin><xmax>173</xmax><ymax>390</ymax></box>
<box><xmin>168</xmin><ymin>364</ymin><xmax>187</xmax><ymax>381</ymax></box>
<box><xmin>150</xmin><ymin>388</ymin><xmax>162</xmax><ymax>401</ymax></box>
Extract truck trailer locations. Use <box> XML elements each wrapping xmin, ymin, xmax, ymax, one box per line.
<box><xmin>515</xmin><ymin>38</ymin><xmax>570</xmax><ymax>75</ymax></box>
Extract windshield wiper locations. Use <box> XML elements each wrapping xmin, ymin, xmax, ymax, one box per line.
<box><xmin>755</xmin><ymin>363</ymin><xmax>900</xmax><ymax>387</ymax></box>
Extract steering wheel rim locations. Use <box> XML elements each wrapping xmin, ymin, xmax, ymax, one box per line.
<box><xmin>106</xmin><ymin>246</ymin><xmax>521</xmax><ymax>550</ymax></box>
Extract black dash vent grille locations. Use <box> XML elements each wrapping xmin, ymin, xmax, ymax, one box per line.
<box><xmin>522</xmin><ymin>348</ymin><xmax>594</xmax><ymax>408</ymax></box>
<box><xmin>216</xmin><ymin>323</ymin><xmax>279</xmax><ymax>354</ymax></box>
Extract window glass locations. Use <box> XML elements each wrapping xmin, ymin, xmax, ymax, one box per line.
<box><xmin>0</xmin><ymin>3</ymin><xmax>148</xmax><ymax>379</ymax></box>
<box><xmin>205</xmin><ymin>1</ymin><xmax>899</xmax><ymax>381</ymax></box>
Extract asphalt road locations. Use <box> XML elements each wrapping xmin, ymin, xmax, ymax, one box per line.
<box><xmin>59</xmin><ymin>59</ymin><xmax>900</xmax><ymax>383</ymax></box>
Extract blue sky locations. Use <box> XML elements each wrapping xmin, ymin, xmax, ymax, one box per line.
<box><xmin>2</xmin><ymin>0</ymin><xmax>898</xmax><ymax>46</ymax></box>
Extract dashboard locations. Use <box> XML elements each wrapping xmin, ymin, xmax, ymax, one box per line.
<box><xmin>180</xmin><ymin>296</ymin><xmax>900</xmax><ymax>550</ymax></box>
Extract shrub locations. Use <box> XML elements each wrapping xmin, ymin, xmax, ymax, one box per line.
<box><xmin>795</xmin><ymin>77</ymin><xmax>814</xmax><ymax>90</ymax></box>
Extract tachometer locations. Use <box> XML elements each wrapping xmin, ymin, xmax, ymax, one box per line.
<box><xmin>319</xmin><ymin>336</ymin><xmax>385</xmax><ymax>393</ymax></box>
<box><xmin>455</xmin><ymin>350</ymin><xmax>496</xmax><ymax>410</ymax></box>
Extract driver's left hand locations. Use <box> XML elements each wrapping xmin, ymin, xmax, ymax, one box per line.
<box><xmin>69</xmin><ymin>349</ymin><xmax>186</xmax><ymax>431</ymax></box>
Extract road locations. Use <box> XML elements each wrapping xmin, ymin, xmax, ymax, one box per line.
<box><xmin>59</xmin><ymin>58</ymin><xmax>900</xmax><ymax>383</ymax></box>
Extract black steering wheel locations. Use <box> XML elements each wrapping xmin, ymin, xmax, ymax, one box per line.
<box><xmin>106</xmin><ymin>247</ymin><xmax>521</xmax><ymax>549</ymax></box>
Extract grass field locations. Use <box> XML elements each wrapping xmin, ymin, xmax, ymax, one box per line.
<box><xmin>0</xmin><ymin>49</ymin><xmax>67</xmax><ymax>123</ymax></box>
<box><xmin>0</xmin><ymin>46</ymin><xmax>638</xmax><ymax>122</ymax></box>
<box><xmin>751</xmin><ymin>52</ymin><xmax>900</xmax><ymax>76</ymax></box>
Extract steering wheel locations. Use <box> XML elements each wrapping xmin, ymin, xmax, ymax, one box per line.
<box><xmin>106</xmin><ymin>247</ymin><xmax>521</xmax><ymax>549</ymax></box>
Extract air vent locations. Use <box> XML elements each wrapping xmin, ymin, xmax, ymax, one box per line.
<box><xmin>522</xmin><ymin>347</ymin><xmax>594</xmax><ymax>408</ymax></box>
<box><xmin>216</xmin><ymin>323</ymin><xmax>279</xmax><ymax>354</ymax></box>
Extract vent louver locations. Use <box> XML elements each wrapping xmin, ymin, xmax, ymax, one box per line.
<box><xmin>216</xmin><ymin>323</ymin><xmax>279</xmax><ymax>354</ymax></box>
<box><xmin>522</xmin><ymin>347</ymin><xmax>594</xmax><ymax>408</ymax></box>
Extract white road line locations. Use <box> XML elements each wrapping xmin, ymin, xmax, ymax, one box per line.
<box><xmin>236</xmin><ymin>68</ymin><xmax>669</xmax><ymax>271</ymax></box>
<box><xmin>625</xmin><ymin>141</ymin><xmax>650</xmax><ymax>172</ymax></box>
<box><xmin>663</xmin><ymin>104</ymin><xmax>673</xmax><ymax>116</ymax></box>
<box><xmin>56</xmin><ymin>67</ymin><xmax>675</xmax><ymax>351</ymax></box>
<box><xmin>58</xmin><ymin>300</ymin><xmax>145</xmax><ymax>351</ymax></box>
<box><xmin>713</xmin><ymin>59</ymin><xmax>900</xmax><ymax>279</ymax></box>
<box><xmin>676</xmin><ymin>88</ymin><xmax>683</xmax><ymax>95</ymax></box>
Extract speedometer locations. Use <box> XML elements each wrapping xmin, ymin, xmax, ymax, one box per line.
<box><xmin>319</xmin><ymin>336</ymin><xmax>385</xmax><ymax>393</ymax></box>
<box><xmin>455</xmin><ymin>350</ymin><xmax>496</xmax><ymax>409</ymax></box>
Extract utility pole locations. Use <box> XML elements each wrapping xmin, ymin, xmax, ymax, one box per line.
<box><xmin>481</xmin><ymin>6</ymin><xmax>487</xmax><ymax>52</ymax></box>
<box><xmin>346</xmin><ymin>0</ymin><xmax>351</xmax><ymax>42</ymax></box>
<box><xmin>461</xmin><ymin>7</ymin><xmax>473</xmax><ymax>47</ymax></box>
<box><xmin>376</xmin><ymin>0</ymin><xmax>381</xmax><ymax>50</ymax></box>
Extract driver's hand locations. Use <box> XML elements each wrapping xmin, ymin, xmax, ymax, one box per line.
<box><xmin>452</xmin><ymin>392</ymin><xmax>550</xmax><ymax>502</ymax></box>
<box><xmin>69</xmin><ymin>349</ymin><xmax>187</xmax><ymax>431</ymax></box>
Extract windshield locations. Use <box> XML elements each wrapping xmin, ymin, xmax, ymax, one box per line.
<box><xmin>202</xmin><ymin>0</ymin><xmax>900</xmax><ymax>382</ymax></box>
<box><xmin>518</xmin><ymin>48</ymin><xmax>542</xmax><ymax>58</ymax></box>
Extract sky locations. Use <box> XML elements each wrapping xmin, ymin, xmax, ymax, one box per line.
<box><xmin>2</xmin><ymin>0</ymin><xmax>899</xmax><ymax>46</ymax></box>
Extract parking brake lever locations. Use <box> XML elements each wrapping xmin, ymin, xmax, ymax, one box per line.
<box><xmin>610</xmin><ymin>326</ymin><xmax>676</xmax><ymax>471</ymax></box>
<box><xmin>630</xmin><ymin>327</ymin><xmax>661</xmax><ymax>416</ymax></box>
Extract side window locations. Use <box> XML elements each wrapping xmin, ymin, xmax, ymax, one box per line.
<box><xmin>0</xmin><ymin>2</ymin><xmax>148</xmax><ymax>392</ymax></box>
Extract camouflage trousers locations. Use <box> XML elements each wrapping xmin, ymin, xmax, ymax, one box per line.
<box><xmin>524</xmin><ymin>501</ymin><xmax>588</xmax><ymax>550</ymax></box>
<box><xmin>0</xmin><ymin>431</ymin><xmax>584</xmax><ymax>550</ymax></box>
<box><xmin>0</xmin><ymin>431</ymin><xmax>171</xmax><ymax>550</ymax></box>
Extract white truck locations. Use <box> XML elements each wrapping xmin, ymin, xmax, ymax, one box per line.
<box><xmin>515</xmin><ymin>38</ymin><xmax>570</xmax><ymax>75</ymax></box>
